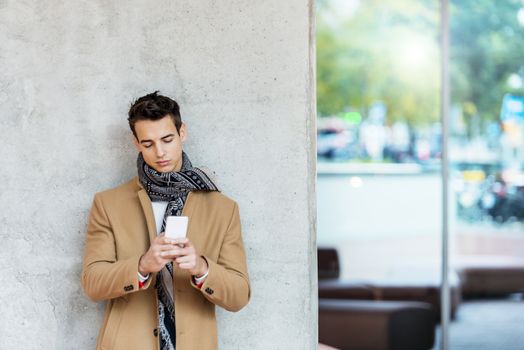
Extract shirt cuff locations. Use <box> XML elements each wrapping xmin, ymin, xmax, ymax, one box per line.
<box><xmin>137</xmin><ymin>272</ymin><xmax>150</xmax><ymax>289</ymax></box>
<box><xmin>137</xmin><ymin>271</ymin><xmax>150</xmax><ymax>282</ymax></box>
<box><xmin>194</xmin><ymin>270</ymin><xmax>209</xmax><ymax>284</ymax></box>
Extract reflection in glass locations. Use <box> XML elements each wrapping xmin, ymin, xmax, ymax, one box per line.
<box><xmin>449</xmin><ymin>1</ymin><xmax>524</xmax><ymax>349</ymax></box>
<box><xmin>317</xmin><ymin>1</ymin><xmax>524</xmax><ymax>349</ymax></box>
<box><xmin>316</xmin><ymin>1</ymin><xmax>444</xmax><ymax>349</ymax></box>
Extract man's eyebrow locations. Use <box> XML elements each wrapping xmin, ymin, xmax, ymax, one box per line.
<box><xmin>139</xmin><ymin>134</ymin><xmax>175</xmax><ymax>144</ymax></box>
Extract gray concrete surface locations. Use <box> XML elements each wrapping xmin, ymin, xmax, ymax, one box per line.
<box><xmin>0</xmin><ymin>1</ymin><xmax>317</xmax><ymax>348</ymax></box>
<box><xmin>433</xmin><ymin>297</ymin><xmax>524</xmax><ymax>350</ymax></box>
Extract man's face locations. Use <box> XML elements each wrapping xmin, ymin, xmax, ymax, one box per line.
<box><xmin>133</xmin><ymin>115</ymin><xmax>187</xmax><ymax>173</ymax></box>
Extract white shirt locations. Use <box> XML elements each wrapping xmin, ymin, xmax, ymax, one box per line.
<box><xmin>151</xmin><ymin>202</ymin><xmax>169</xmax><ymax>234</ymax></box>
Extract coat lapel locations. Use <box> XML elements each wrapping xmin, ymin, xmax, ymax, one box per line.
<box><xmin>137</xmin><ymin>188</ymin><xmax>158</xmax><ymax>245</ymax></box>
<box><xmin>181</xmin><ymin>192</ymin><xmax>196</xmax><ymax>235</ymax></box>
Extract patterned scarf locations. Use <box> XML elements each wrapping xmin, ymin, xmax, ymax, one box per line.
<box><xmin>137</xmin><ymin>151</ymin><xmax>218</xmax><ymax>350</ymax></box>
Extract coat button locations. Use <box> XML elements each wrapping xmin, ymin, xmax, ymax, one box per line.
<box><xmin>153</xmin><ymin>328</ymin><xmax>158</xmax><ymax>337</ymax></box>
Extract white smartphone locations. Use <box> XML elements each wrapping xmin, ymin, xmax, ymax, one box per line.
<box><xmin>164</xmin><ymin>216</ymin><xmax>188</xmax><ymax>239</ymax></box>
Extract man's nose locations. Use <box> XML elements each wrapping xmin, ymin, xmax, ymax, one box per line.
<box><xmin>155</xmin><ymin>145</ymin><xmax>165</xmax><ymax>158</ymax></box>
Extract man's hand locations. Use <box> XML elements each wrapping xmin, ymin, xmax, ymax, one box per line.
<box><xmin>161</xmin><ymin>237</ymin><xmax>208</xmax><ymax>277</ymax></box>
<box><xmin>138</xmin><ymin>233</ymin><xmax>178</xmax><ymax>275</ymax></box>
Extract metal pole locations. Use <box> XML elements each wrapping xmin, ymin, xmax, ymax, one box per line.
<box><xmin>440</xmin><ymin>0</ymin><xmax>450</xmax><ymax>349</ymax></box>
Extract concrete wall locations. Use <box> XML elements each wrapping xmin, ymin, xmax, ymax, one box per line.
<box><xmin>0</xmin><ymin>1</ymin><xmax>317</xmax><ymax>349</ymax></box>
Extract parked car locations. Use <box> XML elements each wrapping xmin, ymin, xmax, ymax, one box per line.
<box><xmin>317</xmin><ymin>117</ymin><xmax>358</xmax><ymax>160</ymax></box>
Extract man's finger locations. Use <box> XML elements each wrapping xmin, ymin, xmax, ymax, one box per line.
<box><xmin>177</xmin><ymin>262</ymin><xmax>193</xmax><ymax>270</ymax></box>
<box><xmin>158</xmin><ymin>244</ymin><xmax>179</xmax><ymax>252</ymax></box>
<box><xmin>157</xmin><ymin>236</ymin><xmax>177</xmax><ymax>245</ymax></box>
<box><xmin>160</xmin><ymin>249</ymin><xmax>184</xmax><ymax>258</ymax></box>
<box><xmin>174</xmin><ymin>247</ymin><xmax>194</xmax><ymax>256</ymax></box>
<box><xmin>175</xmin><ymin>256</ymin><xmax>193</xmax><ymax>264</ymax></box>
<box><xmin>171</xmin><ymin>237</ymin><xmax>189</xmax><ymax>245</ymax></box>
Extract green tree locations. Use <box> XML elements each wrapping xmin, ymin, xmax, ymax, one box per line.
<box><xmin>317</xmin><ymin>0</ymin><xmax>440</xmax><ymax>125</ymax></box>
<box><xmin>450</xmin><ymin>0</ymin><xmax>524</xmax><ymax>132</ymax></box>
<box><xmin>317</xmin><ymin>0</ymin><xmax>524</xmax><ymax>136</ymax></box>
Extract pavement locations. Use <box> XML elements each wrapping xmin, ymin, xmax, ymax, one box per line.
<box><xmin>433</xmin><ymin>296</ymin><xmax>524</xmax><ymax>350</ymax></box>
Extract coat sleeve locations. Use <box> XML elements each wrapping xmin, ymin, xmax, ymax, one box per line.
<box><xmin>191</xmin><ymin>202</ymin><xmax>251</xmax><ymax>312</ymax></box>
<box><xmin>81</xmin><ymin>194</ymin><xmax>152</xmax><ymax>301</ymax></box>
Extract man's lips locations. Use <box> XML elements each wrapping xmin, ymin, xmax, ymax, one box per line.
<box><xmin>156</xmin><ymin>160</ymin><xmax>170</xmax><ymax>166</ymax></box>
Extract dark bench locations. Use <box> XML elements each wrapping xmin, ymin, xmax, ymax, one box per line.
<box><xmin>318</xmin><ymin>247</ymin><xmax>462</xmax><ymax>320</ymax></box>
<box><xmin>455</xmin><ymin>257</ymin><xmax>524</xmax><ymax>297</ymax></box>
<box><xmin>319</xmin><ymin>299</ymin><xmax>436</xmax><ymax>350</ymax></box>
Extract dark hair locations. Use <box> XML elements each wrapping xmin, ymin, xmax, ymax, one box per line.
<box><xmin>128</xmin><ymin>91</ymin><xmax>182</xmax><ymax>138</ymax></box>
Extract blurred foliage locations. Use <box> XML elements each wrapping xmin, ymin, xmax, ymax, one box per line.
<box><xmin>317</xmin><ymin>0</ymin><xmax>524</xmax><ymax>132</ymax></box>
<box><xmin>450</xmin><ymin>0</ymin><xmax>524</xmax><ymax>126</ymax></box>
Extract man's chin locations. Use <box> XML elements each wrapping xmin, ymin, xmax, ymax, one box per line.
<box><xmin>155</xmin><ymin>167</ymin><xmax>176</xmax><ymax>173</ymax></box>
<box><xmin>151</xmin><ymin>163</ymin><xmax>176</xmax><ymax>173</ymax></box>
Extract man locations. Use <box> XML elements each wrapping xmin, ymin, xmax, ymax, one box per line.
<box><xmin>81</xmin><ymin>91</ymin><xmax>250</xmax><ymax>350</ymax></box>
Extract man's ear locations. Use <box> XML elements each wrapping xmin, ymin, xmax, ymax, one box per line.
<box><xmin>179</xmin><ymin>123</ymin><xmax>187</xmax><ymax>143</ymax></box>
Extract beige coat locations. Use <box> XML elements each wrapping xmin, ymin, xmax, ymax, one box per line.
<box><xmin>81</xmin><ymin>177</ymin><xmax>250</xmax><ymax>350</ymax></box>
